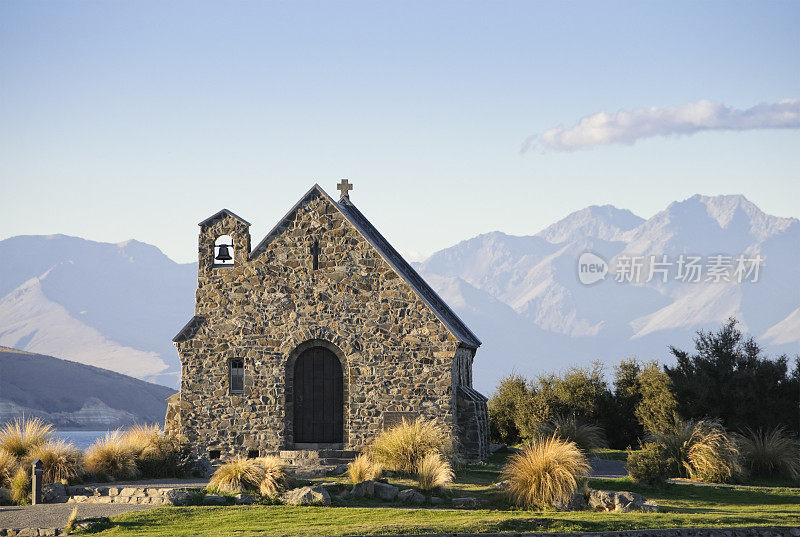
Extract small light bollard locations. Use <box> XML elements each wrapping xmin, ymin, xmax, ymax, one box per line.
<box><xmin>31</xmin><ymin>459</ymin><xmax>43</xmax><ymax>505</ymax></box>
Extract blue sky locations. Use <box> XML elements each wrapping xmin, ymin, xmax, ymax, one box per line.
<box><xmin>1</xmin><ymin>1</ymin><xmax>798</xmax><ymax>262</ymax></box>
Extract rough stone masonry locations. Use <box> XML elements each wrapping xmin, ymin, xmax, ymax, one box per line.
<box><xmin>167</xmin><ymin>183</ymin><xmax>489</xmax><ymax>462</ymax></box>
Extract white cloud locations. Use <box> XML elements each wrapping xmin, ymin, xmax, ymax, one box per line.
<box><xmin>522</xmin><ymin>99</ymin><xmax>800</xmax><ymax>153</ymax></box>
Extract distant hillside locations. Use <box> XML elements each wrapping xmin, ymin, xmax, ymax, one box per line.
<box><xmin>0</xmin><ymin>346</ymin><xmax>175</xmax><ymax>429</ymax></box>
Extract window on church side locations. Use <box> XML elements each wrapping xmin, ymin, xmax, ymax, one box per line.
<box><xmin>214</xmin><ymin>235</ymin><xmax>234</xmax><ymax>266</ymax></box>
<box><xmin>230</xmin><ymin>358</ymin><xmax>244</xmax><ymax>393</ymax></box>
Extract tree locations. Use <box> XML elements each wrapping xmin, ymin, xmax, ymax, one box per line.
<box><xmin>635</xmin><ymin>360</ymin><xmax>679</xmax><ymax>435</ymax></box>
<box><xmin>487</xmin><ymin>374</ymin><xmax>529</xmax><ymax>444</ymax></box>
<box><xmin>611</xmin><ymin>357</ymin><xmax>644</xmax><ymax>448</ymax></box>
<box><xmin>665</xmin><ymin>318</ymin><xmax>799</xmax><ymax>434</ymax></box>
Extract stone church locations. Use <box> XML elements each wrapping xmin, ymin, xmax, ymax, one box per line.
<box><xmin>167</xmin><ymin>181</ymin><xmax>489</xmax><ymax>462</ymax></box>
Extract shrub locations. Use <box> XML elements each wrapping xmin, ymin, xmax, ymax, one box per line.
<box><xmin>26</xmin><ymin>440</ymin><xmax>83</xmax><ymax>483</ymax></box>
<box><xmin>258</xmin><ymin>456</ymin><xmax>288</xmax><ymax>498</ymax></box>
<box><xmin>84</xmin><ymin>431</ymin><xmax>138</xmax><ymax>481</ymax></box>
<box><xmin>649</xmin><ymin>418</ymin><xmax>696</xmax><ymax>476</ymax></box>
<box><xmin>685</xmin><ymin>421</ymin><xmax>741</xmax><ymax>483</ymax></box>
<box><xmin>627</xmin><ymin>442</ymin><xmax>677</xmax><ymax>486</ymax></box>
<box><xmin>540</xmin><ymin>414</ymin><xmax>608</xmax><ymax>453</ymax></box>
<box><xmin>416</xmin><ymin>451</ymin><xmax>454</xmax><ymax>492</ymax></box>
<box><xmin>488</xmin><ymin>374</ymin><xmax>530</xmax><ymax>444</ymax></box>
<box><xmin>347</xmin><ymin>453</ymin><xmax>382</xmax><ymax>484</ymax></box>
<box><xmin>0</xmin><ymin>417</ymin><xmax>54</xmax><ymax>459</ymax></box>
<box><xmin>0</xmin><ymin>448</ymin><xmax>17</xmax><ymax>487</ymax></box>
<box><xmin>10</xmin><ymin>468</ymin><xmax>30</xmax><ymax>504</ymax></box>
<box><xmin>208</xmin><ymin>457</ymin><xmax>264</xmax><ymax>494</ymax></box>
<box><xmin>369</xmin><ymin>418</ymin><xmax>453</xmax><ymax>474</ymax></box>
<box><xmin>737</xmin><ymin>427</ymin><xmax>800</xmax><ymax>479</ymax></box>
<box><xmin>635</xmin><ymin>361</ymin><xmax>679</xmax><ymax>435</ymax></box>
<box><xmin>121</xmin><ymin>424</ymin><xmax>161</xmax><ymax>457</ymax></box>
<box><xmin>500</xmin><ymin>435</ymin><xmax>590</xmax><ymax>509</ymax></box>
<box><xmin>130</xmin><ymin>431</ymin><xmax>193</xmax><ymax>479</ymax></box>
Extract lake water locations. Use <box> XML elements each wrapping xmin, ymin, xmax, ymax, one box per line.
<box><xmin>54</xmin><ymin>430</ymin><xmax>109</xmax><ymax>450</ymax></box>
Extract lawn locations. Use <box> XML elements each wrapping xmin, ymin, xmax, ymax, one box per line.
<box><xmin>85</xmin><ymin>451</ymin><xmax>800</xmax><ymax>537</ymax></box>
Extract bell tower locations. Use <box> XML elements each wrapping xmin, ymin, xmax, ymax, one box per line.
<box><xmin>196</xmin><ymin>209</ymin><xmax>251</xmax><ymax>315</ymax></box>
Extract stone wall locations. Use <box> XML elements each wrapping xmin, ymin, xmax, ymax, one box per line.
<box><xmin>175</xmin><ymin>191</ymin><xmax>484</xmax><ymax>459</ymax></box>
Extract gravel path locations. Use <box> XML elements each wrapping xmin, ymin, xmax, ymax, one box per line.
<box><xmin>0</xmin><ymin>503</ymin><xmax>156</xmax><ymax>530</ymax></box>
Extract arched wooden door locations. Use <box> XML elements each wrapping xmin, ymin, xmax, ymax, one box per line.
<box><xmin>293</xmin><ymin>346</ymin><xmax>343</xmax><ymax>444</ymax></box>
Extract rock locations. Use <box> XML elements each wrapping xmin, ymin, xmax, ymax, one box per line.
<box><xmin>76</xmin><ymin>517</ymin><xmax>110</xmax><ymax>532</ymax></box>
<box><xmin>554</xmin><ymin>493</ymin><xmax>590</xmax><ymax>511</ymax></box>
<box><xmin>281</xmin><ymin>486</ymin><xmax>331</xmax><ymax>506</ymax></box>
<box><xmin>490</xmin><ymin>443</ymin><xmax>506</xmax><ymax>453</ymax></box>
<box><xmin>588</xmin><ymin>489</ymin><xmax>616</xmax><ymax>511</ymax></box>
<box><xmin>640</xmin><ymin>500</ymin><xmax>659</xmax><ymax>512</ymax></box>
<box><xmin>164</xmin><ymin>489</ymin><xmax>195</xmax><ymax>506</ymax></box>
<box><xmin>234</xmin><ymin>493</ymin><xmax>257</xmax><ymax>505</ymax></box>
<box><xmin>42</xmin><ymin>482</ymin><xmax>68</xmax><ymax>503</ymax></box>
<box><xmin>614</xmin><ymin>491</ymin><xmax>645</xmax><ymax>512</ymax></box>
<box><xmin>373</xmin><ymin>481</ymin><xmax>399</xmax><ymax>501</ymax></box>
<box><xmin>330</xmin><ymin>464</ymin><xmax>349</xmax><ymax>476</ymax></box>
<box><xmin>398</xmin><ymin>489</ymin><xmax>425</xmax><ymax>504</ymax></box>
<box><xmin>429</xmin><ymin>496</ymin><xmax>443</xmax><ymax>505</ymax></box>
<box><xmin>349</xmin><ymin>480</ymin><xmax>375</xmax><ymax>498</ymax></box>
<box><xmin>0</xmin><ymin>487</ymin><xmax>12</xmax><ymax>505</ymax></box>
<box><xmin>452</xmin><ymin>497</ymin><xmax>478</xmax><ymax>507</ymax></box>
<box><xmin>203</xmin><ymin>493</ymin><xmax>226</xmax><ymax>505</ymax></box>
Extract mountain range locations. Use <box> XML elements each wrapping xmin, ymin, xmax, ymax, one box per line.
<box><xmin>0</xmin><ymin>194</ymin><xmax>797</xmax><ymax>393</ymax></box>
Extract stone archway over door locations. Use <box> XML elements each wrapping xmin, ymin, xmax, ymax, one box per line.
<box><xmin>293</xmin><ymin>346</ymin><xmax>343</xmax><ymax>444</ymax></box>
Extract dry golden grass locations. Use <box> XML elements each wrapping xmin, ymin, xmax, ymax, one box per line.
<box><xmin>27</xmin><ymin>439</ymin><xmax>83</xmax><ymax>483</ymax></box>
<box><xmin>84</xmin><ymin>431</ymin><xmax>138</xmax><ymax>481</ymax></box>
<box><xmin>258</xmin><ymin>456</ymin><xmax>288</xmax><ymax>498</ymax></box>
<box><xmin>209</xmin><ymin>457</ymin><xmax>265</xmax><ymax>494</ymax></box>
<box><xmin>500</xmin><ymin>435</ymin><xmax>590</xmax><ymax>509</ymax></box>
<box><xmin>0</xmin><ymin>417</ymin><xmax>54</xmax><ymax>459</ymax></box>
<box><xmin>737</xmin><ymin>427</ymin><xmax>800</xmax><ymax>479</ymax></box>
<box><xmin>64</xmin><ymin>506</ymin><xmax>79</xmax><ymax>533</ymax></box>
<box><xmin>369</xmin><ymin>418</ymin><xmax>453</xmax><ymax>473</ymax></box>
<box><xmin>540</xmin><ymin>414</ymin><xmax>608</xmax><ymax>453</ymax></box>
<box><xmin>121</xmin><ymin>424</ymin><xmax>162</xmax><ymax>457</ymax></box>
<box><xmin>10</xmin><ymin>468</ymin><xmax>30</xmax><ymax>504</ymax></box>
<box><xmin>0</xmin><ymin>448</ymin><xmax>17</xmax><ymax>487</ymax></box>
<box><xmin>346</xmin><ymin>454</ymin><xmax>382</xmax><ymax>484</ymax></box>
<box><xmin>416</xmin><ymin>451</ymin><xmax>454</xmax><ymax>492</ymax></box>
<box><xmin>684</xmin><ymin>421</ymin><xmax>741</xmax><ymax>483</ymax></box>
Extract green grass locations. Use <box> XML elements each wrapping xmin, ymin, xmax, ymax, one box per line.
<box><xmin>594</xmin><ymin>448</ymin><xmax>630</xmax><ymax>462</ymax></box>
<box><xmin>84</xmin><ymin>451</ymin><xmax>799</xmax><ymax>537</ymax></box>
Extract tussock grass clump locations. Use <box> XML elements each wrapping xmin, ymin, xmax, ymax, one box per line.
<box><xmin>737</xmin><ymin>427</ymin><xmax>800</xmax><ymax>479</ymax></box>
<box><xmin>84</xmin><ymin>431</ymin><xmax>138</xmax><ymax>481</ymax></box>
<box><xmin>0</xmin><ymin>448</ymin><xmax>17</xmax><ymax>487</ymax></box>
<box><xmin>64</xmin><ymin>506</ymin><xmax>79</xmax><ymax>534</ymax></box>
<box><xmin>27</xmin><ymin>440</ymin><xmax>83</xmax><ymax>483</ymax></box>
<box><xmin>347</xmin><ymin>454</ymin><xmax>382</xmax><ymax>484</ymax></box>
<box><xmin>121</xmin><ymin>424</ymin><xmax>161</xmax><ymax>457</ymax></box>
<box><xmin>208</xmin><ymin>457</ymin><xmax>265</xmax><ymax>494</ymax></box>
<box><xmin>258</xmin><ymin>456</ymin><xmax>288</xmax><ymax>498</ymax></box>
<box><xmin>500</xmin><ymin>435</ymin><xmax>590</xmax><ymax>509</ymax></box>
<box><xmin>0</xmin><ymin>417</ymin><xmax>54</xmax><ymax>459</ymax></box>
<box><xmin>686</xmin><ymin>421</ymin><xmax>741</xmax><ymax>483</ymax></box>
<box><xmin>10</xmin><ymin>468</ymin><xmax>30</xmax><ymax>504</ymax></box>
<box><xmin>369</xmin><ymin>418</ymin><xmax>453</xmax><ymax>474</ymax></box>
<box><xmin>120</xmin><ymin>425</ymin><xmax>192</xmax><ymax>478</ymax></box>
<box><xmin>540</xmin><ymin>414</ymin><xmax>608</xmax><ymax>453</ymax></box>
<box><xmin>416</xmin><ymin>451</ymin><xmax>454</xmax><ymax>492</ymax></box>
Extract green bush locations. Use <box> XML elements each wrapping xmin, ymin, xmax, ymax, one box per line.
<box><xmin>627</xmin><ymin>442</ymin><xmax>677</xmax><ymax>485</ymax></box>
<box><xmin>635</xmin><ymin>361</ymin><xmax>679</xmax><ymax>435</ymax></box>
<box><xmin>488</xmin><ymin>374</ymin><xmax>529</xmax><ymax>444</ymax></box>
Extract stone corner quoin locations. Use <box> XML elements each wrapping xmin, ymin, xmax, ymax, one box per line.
<box><xmin>166</xmin><ymin>184</ymin><xmax>490</xmax><ymax>462</ymax></box>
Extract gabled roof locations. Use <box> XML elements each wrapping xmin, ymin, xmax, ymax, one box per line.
<box><xmin>198</xmin><ymin>209</ymin><xmax>251</xmax><ymax>227</ymax></box>
<box><xmin>173</xmin><ymin>316</ymin><xmax>206</xmax><ymax>342</ymax></box>
<box><xmin>251</xmin><ymin>185</ymin><xmax>482</xmax><ymax>349</ymax></box>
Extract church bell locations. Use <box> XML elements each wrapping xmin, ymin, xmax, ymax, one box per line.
<box><xmin>215</xmin><ymin>244</ymin><xmax>233</xmax><ymax>262</ymax></box>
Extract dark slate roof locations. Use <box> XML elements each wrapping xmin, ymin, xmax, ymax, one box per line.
<box><xmin>251</xmin><ymin>184</ymin><xmax>481</xmax><ymax>349</ymax></box>
<box><xmin>172</xmin><ymin>316</ymin><xmax>205</xmax><ymax>343</ymax></box>
<box><xmin>198</xmin><ymin>209</ymin><xmax>251</xmax><ymax>227</ymax></box>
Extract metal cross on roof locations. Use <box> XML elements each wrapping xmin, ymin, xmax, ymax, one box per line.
<box><xmin>337</xmin><ymin>179</ymin><xmax>353</xmax><ymax>200</ymax></box>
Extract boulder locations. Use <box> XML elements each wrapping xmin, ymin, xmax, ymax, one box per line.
<box><xmin>614</xmin><ymin>491</ymin><xmax>646</xmax><ymax>512</ymax></box>
<box><xmin>398</xmin><ymin>489</ymin><xmax>425</xmax><ymax>504</ymax></box>
<box><xmin>554</xmin><ymin>493</ymin><xmax>590</xmax><ymax>511</ymax></box>
<box><xmin>0</xmin><ymin>486</ymin><xmax>11</xmax><ymax>505</ymax></box>
<box><xmin>588</xmin><ymin>489</ymin><xmax>616</xmax><ymax>511</ymax></box>
<box><xmin>234</xmin><ymin>493</ymin><xmax>257</xmax><ymax>505</ymax></box>
<box><xmin>349</xmin><ymin>480</ymin><xmax>375</xmax><ymax>498</ymax></box>
<box><xmin>281</xmin><ymin>486</ymin><xmax>331</xmax><ymax>506</ymax></box>
<box><xmin>429</xmin><ymin>496</ymin><xmax>443</xmax><ymax>505</ymax></box>
<box><xmin>452</xmin><ymin>497</ymin><xmax>478</xmax><ymax>507</ymax></box>
<box><xmin>164</xmin><ymin>489</ymin><xmax>195</xmax><ymax>506</ymax></box>
<box><xmin>640</xmin><ymin>500</ymin><xmax>659</xmax><ymax>513</ymax></box>
<box><xmin>330</xmin><ymin>464</ymin><xmax>349</xmax><ymax>476</ymax></box>
<box><xmin>373</xmin><ymin>481</ymin><xmax>399</xmax><ymax>501</ymax></box>
<box><xmin>203</xmin><ymin>493</ymin><xmax>226</xmax><ymax>505</ymax></box>
<box><xmin>42</xmin><ymin>483</ymin><xmax>68</xmax><ymax>503</ymax></box>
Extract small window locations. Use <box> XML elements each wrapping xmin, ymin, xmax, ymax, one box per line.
<box><xmin>247</xmin><ymin>449</ymin><xmax>259</xmax><ymax>459</ymax></box>
<box><xmin>214</xmin><ymin>235</ymin><xmax>234</xmax><ymax>266</ymax></box>
<box><xmin>230</xmin><ymin>358</ymin><xmax>244</xmax><ymax>394</ymax></box>
<box><xmin>209</xmin><ymin>449</ymin><xmax>221</xmax><ymax>460</ymax></box>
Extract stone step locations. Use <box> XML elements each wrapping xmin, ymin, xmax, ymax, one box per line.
<box><xmin>283</xmin><ymin>457</ymin><xmax>353</xmax><ymax>467</ymax></box>
<box><xmin>279</xmin><ymin>449</ymin><xmax>358</xmax><ymax>460</ymax></box>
